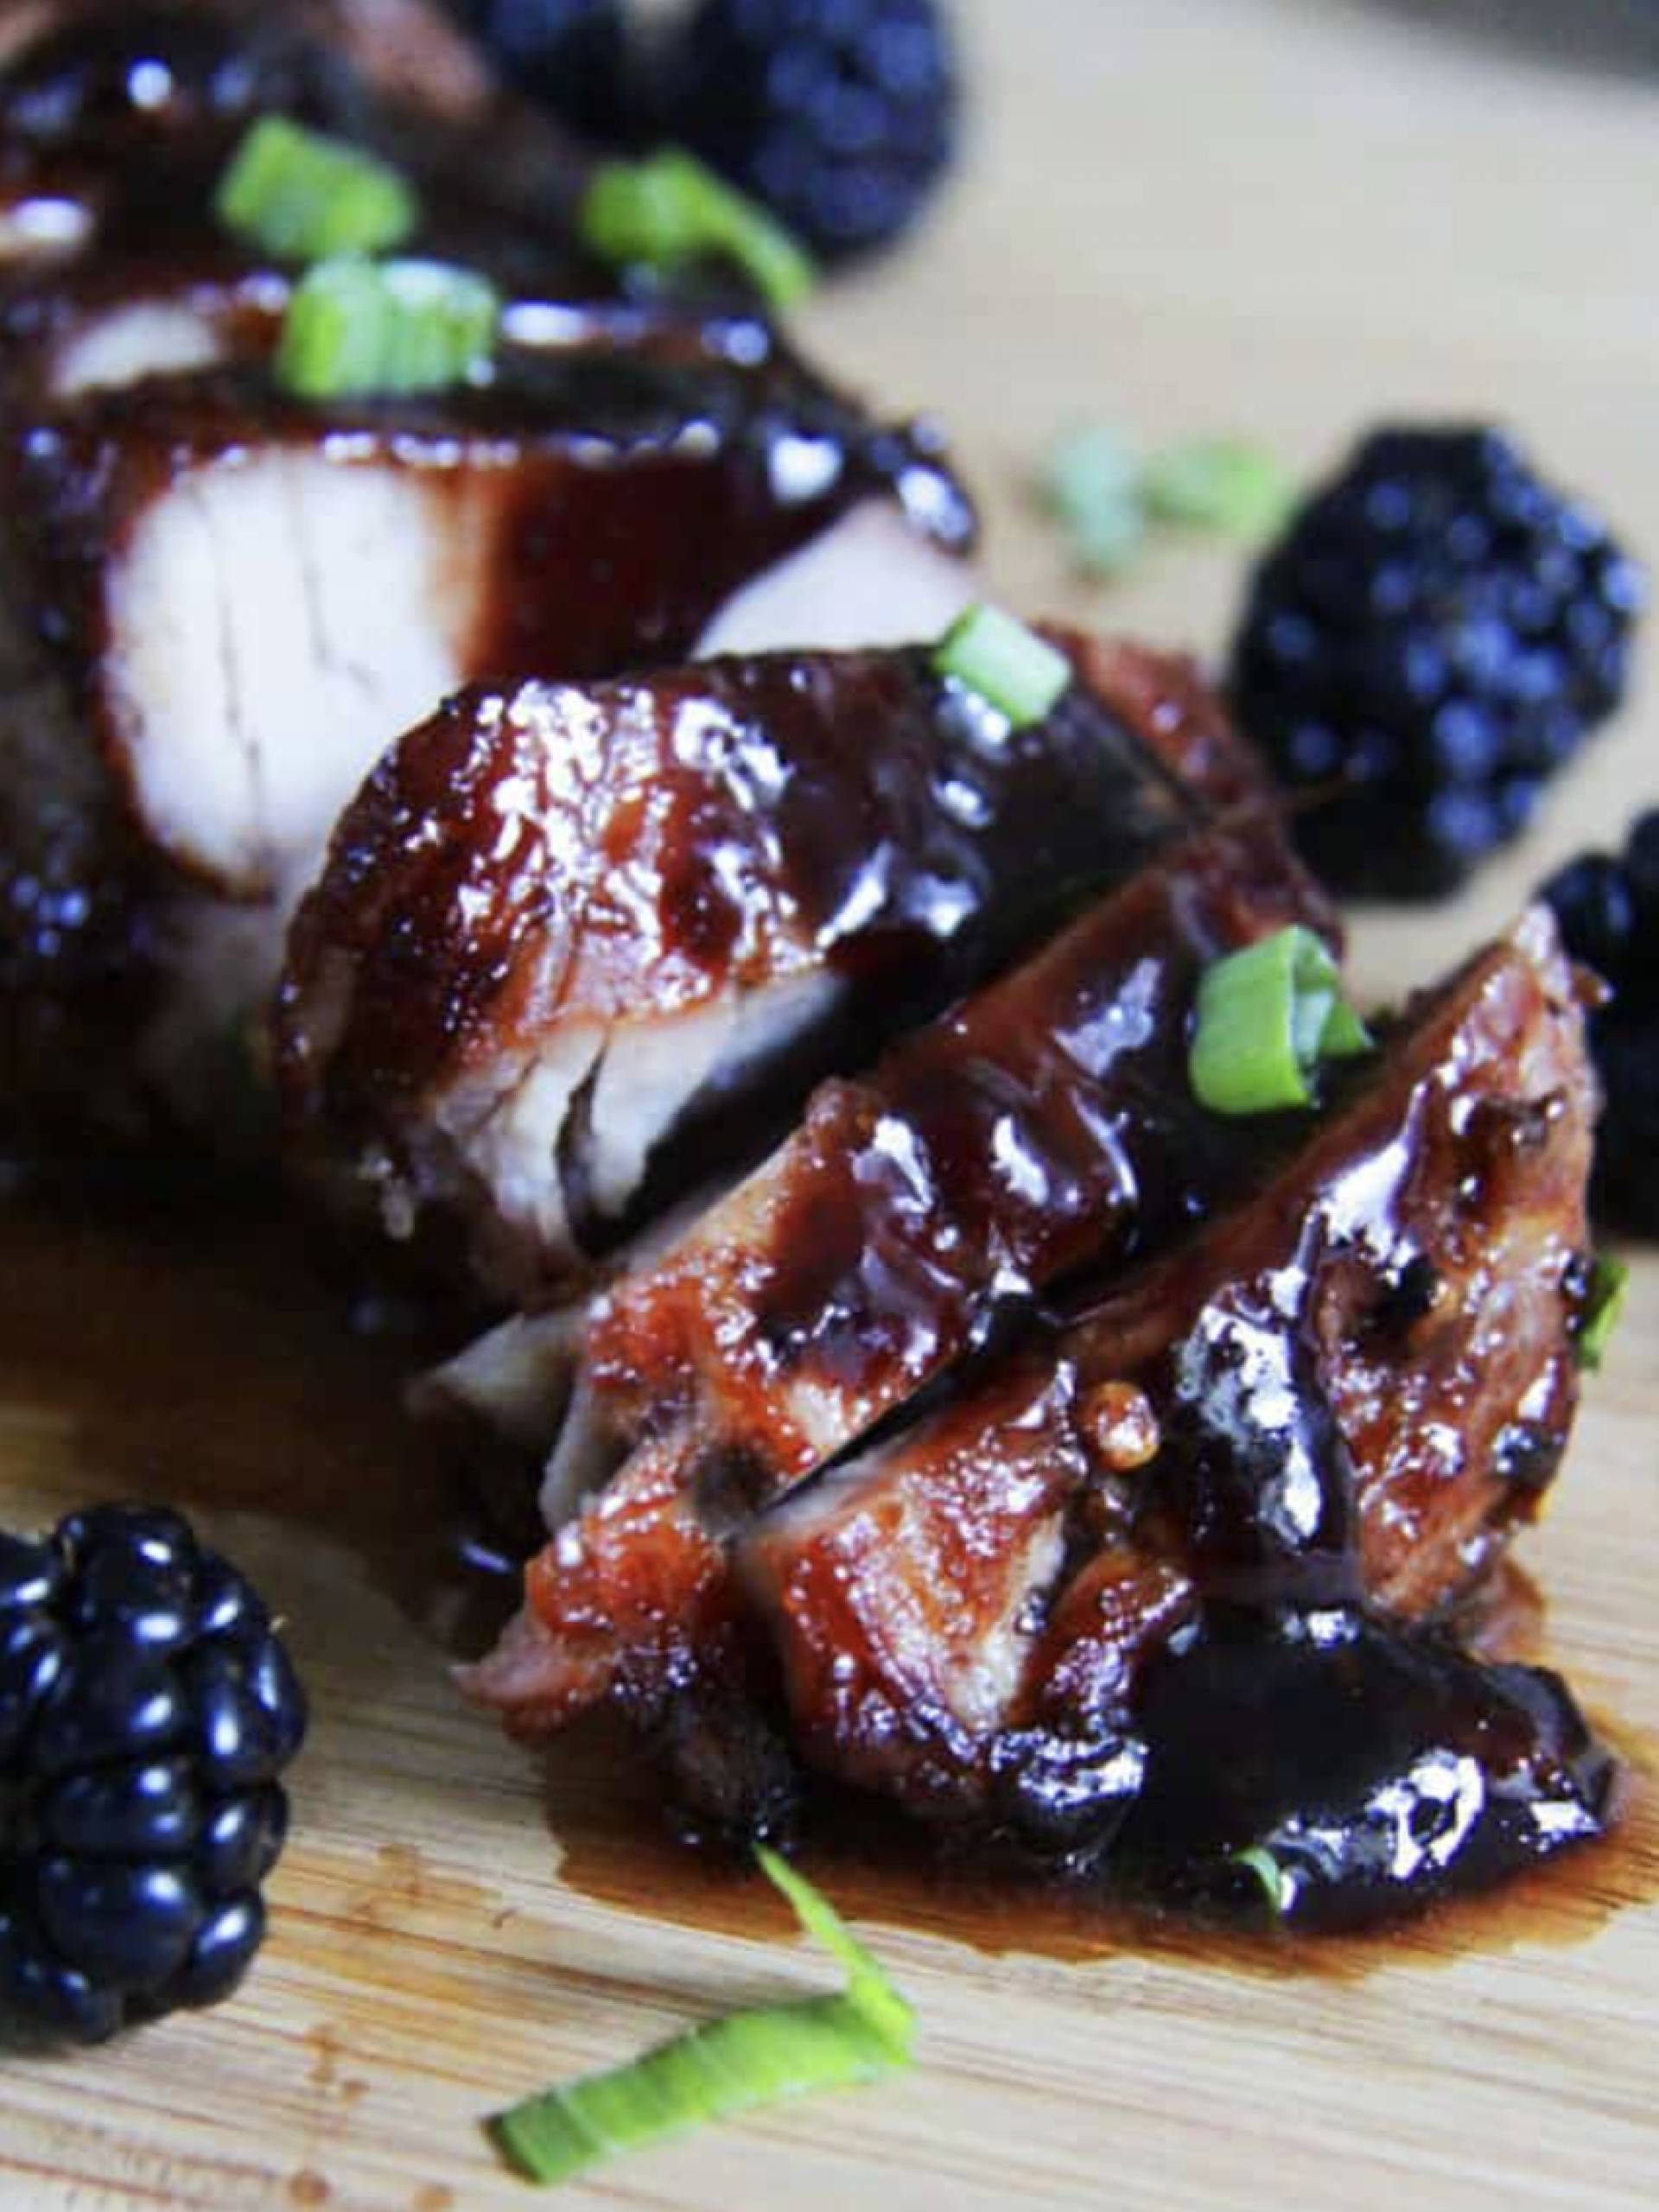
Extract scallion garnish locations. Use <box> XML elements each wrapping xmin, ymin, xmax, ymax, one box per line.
<box><xmin>274</xmin><ymin>257</ymin><xmax>500</xmax><ymax>400</ymax></box>
<box><xmin>1225</xmin><ymin>1846</ymin><xmax>1294</xmax><ymax>1917</ymax></box>
<box><xmin>216</xmin><ymin>116</ymin><xmax>418</xmax><ymax>263</ymax></box>
<box><xmin>1037</xmin><ymin>425</ymin><xmax>1294</xmax><ymax>577</ymax></box>
<box><xmin>1189</xmin><ymin>926</ymin><xmax>1371</xmax><ymax>1116</ymax></box>
<box><xmin>1139</xmin><ymin>439</ymin><xmax>1294</xmax><ymax>539</ymax></box>
<box><xmin>579</xmin><ymin>149</ymin><xmax>814</xmax><ymax>313</ymax></box>
<box><xmin>1578</xmin><ymin>1254</ymin><xmax>1630</xmax><ymax>1372</ymax></box>
<box><xmin>931</xmin><ymin>604</ymin><xmax>1071</xmax><ymax>728</ymax></box>
<box><xmin>488</xmin><ymin>1847</ymin><xmax>914</xmax><ymax>2187</ymax></box>
<box><xmin>1037</xmin><ymin>424</ymin><xmax>1147</xmax><ymax>578</ymax></box>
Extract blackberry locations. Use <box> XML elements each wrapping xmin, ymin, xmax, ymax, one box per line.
<box><xmin>448</xmin><ymin>0</ymin><xmax>631</xmax><ymax>141</ymax></box>
<box><xmin>1230</xmin><ymin>426</ymin><xmax>1644</xmax><ymax>900</ymax></box>
<box><xmin>1542</xmin><ymin>811</ymin><xmax>1659</xmax><ymax>1236</ymax></box>
<box><xmin>657</xmin><ymin>0</ymin><xmax>959</xmax><ymax>262</ymax></box>
<box><xmin>0</xmin><ymin>1505</ymin><xmax>306</xmax><ymax>2044</ymax></box>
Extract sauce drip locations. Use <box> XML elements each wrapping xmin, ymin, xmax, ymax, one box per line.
<box><xmin>1121</xmin><ymin>1608</ymin><xmax>1618</xmax><ymax>1932</ymax></box>
<box><xmin>1065</xmin><ymin>1173</ymin><xmax>1616</xmax><ymax>1932</ymax></box>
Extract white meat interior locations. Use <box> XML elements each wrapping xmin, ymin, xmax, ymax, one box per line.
<box><xmin>51</xmin><ymin>302</ymin><xmax>230</xmax><ymax>397</ymax></box>
<box><xmin>105</xmin><ymin>449</ymin><xmax>492</xmax><ymax>899</ymax></box>
<box><xmin>696</xmin><ymin>498</ymin><xmax>976</xmax><ymax>656</ymax></box>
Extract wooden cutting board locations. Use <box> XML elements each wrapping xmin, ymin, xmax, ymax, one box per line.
<box><xmin>3</xmin><ymin>3</ymin><xmax>1658</xmax><ymax>2204</ymax></box>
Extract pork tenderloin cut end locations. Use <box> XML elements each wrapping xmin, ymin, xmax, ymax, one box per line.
<box><xmin>739</xmin><ymin>908</ymin><xmax>1594</xmax><ymax>1826</ymax></box>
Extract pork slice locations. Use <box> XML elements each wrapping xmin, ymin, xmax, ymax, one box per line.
<box><xmin>282</xmin><ymin>632</ymin><xmax>1251</xmax><ymax>1300</ymax></box>
<box><xmin>739</xmin><ymin>908</ymin><xmax>1594</xmax><ymax>1827</ymax></box>
<box><xmin>0</xmin><ymin>0</ymin><xmax>982</xmax><ymax>1152</ymax></box>
<box><xmin>464</xmin><ymin>816</ymin><xmax>1333</xmax><ymax>1736</ymax></box>
<box><xmin>0</xmin><ymin>321</ymin><xmax>971</xmax><ymax>1144</ymax></box>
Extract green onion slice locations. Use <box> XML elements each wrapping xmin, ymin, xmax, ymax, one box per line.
<box><xmin>1578</xmin><ymin>1254</ymin><xmax>1629</xmax><ymax>1372</ymax></box>
<box><xmin>932</xmin><ymin>604</ymin><xmax>1071</xmax><ymax>728</ymax></box>
<box><xmin>1190</xmin><ymin>926</ymin><xmax>1372</xmax><ymax>1116</ymax></box>
<box><xmin>216</xmin><ymin>116</ymin><xmax>418</xmax><ymax>262</ymax></box>
<box><xmin>579</xmin><ymin>149</ymin><xmax>814</xmax><ymax>313</ymax></box>
<box><xmin>489</xmin><ymin>1847</ymin><xmax>914</xmax><ymax>2187</ymax></box>
<box><xmin>275</xmin><ymin>257</ymin><xmax>499</xmax><ymax>400</ymax></box>
<box><xmin>1037</xmin><ymin>424</ymin><xmax>1147</xmax><ymax>578</ymax></box>
<box><xmin>1139</xmin><ymin>438</ymin><xmax>1294</xmax><ymax>540</ymax></box>
<box><xmin>1225</xmin><ymin>1846</ymin><xmax>1294</xmax><ymax>1918</ymax></box>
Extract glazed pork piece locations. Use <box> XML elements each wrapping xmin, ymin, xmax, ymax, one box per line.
<box><xmin>280</xmin><ymin>632</ymin><xmax>1281</xmax><ymax>1302</ymax></box>
<box><xmin>741</xmin><ymin>908</ymin><xmax>1593</xmax><ymax>1821</ymax></box>
<box><xmin>462</xmin><ymin>809</ymin><xmax>1336</xmax><ymax>1733</ymax></box>
<box><xmin>0</xmin><ymin>0</ymin><xmax>974</xmax><ymax>1146</ymax></box>
<box><xmin>479</xmin><ymin>911</ymin><xmax>1608</xmax><ymax>1918</ymax></box>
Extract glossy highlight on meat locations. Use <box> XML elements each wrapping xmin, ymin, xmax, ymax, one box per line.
<box><xmin>474</xmin><ymin>905</ymin><xmax>1616</xmax><ymax>1925</ymax></box>
<box><xmin>0</xmin><ymin>0</ymin><xmax>975</xmax><ymax>1153</ymax></box>
<box><xmin>463</xmin><ymin>805</ymin><xmax>1334</xmax><ymax>1726</ymax></box>
<box><xmin>281</xmin><ymin>631</ymin><xmax>1284</xmax><ymax>1300</ymax></box>
<box><xmin>745</xmin><ymin>911</ymin><xmax>1607</xmax><ymax>1911</ymax></box>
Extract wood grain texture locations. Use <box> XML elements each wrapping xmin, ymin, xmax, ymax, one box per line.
<box><xmin>3</xmin><ymin>2</ymin><xmax>1658</xmax><ymax>2204</ymax></box>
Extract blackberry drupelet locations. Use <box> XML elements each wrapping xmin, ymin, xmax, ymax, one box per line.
<box><xmin>0</xmin><ymin>1505</ymin><xmax>306</xmax><ymax>2044</ymax></box>
<box><xmin>1543</xmin><ymin>811</ymin><xmax>1659</xmax><ymax>1236</ymax></box>
<box><xmin>1230</xmin><ymin>427</ymin><xmax>1644</xmax><ymax>899</ymax></box>
<box><xmin>658</xmin><ymin>0</ymin><xmax>959</xmax><ymax>262</ymax></box>
<box><xmin>449</xmin><ymin>0</ymin><xmax>630</xmax><ymax>140</ymax></box>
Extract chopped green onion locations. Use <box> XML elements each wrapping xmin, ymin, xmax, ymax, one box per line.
<box><xmin>932</xmin><ymin>605</ymin><xmax>1071</xmax><ymax>728</ymax></box>
<box><xmin>1139</xmin><ymin>439</ymin><xmax>1294</xmax><ymax>540</ymax></box>
<box><xmin>275</xmin><ymin>257</ymin><xmax>499</xmax><ymax>400</ymax></box>
<box><xmin>1225</xmin><ymin>1847</ymin><xmax>1294</xmax><ymax>1918</ymax></box>
<box><xmin>1036</xmin><ymin>425</ymin><xmax>1296</xmax><ymax>577</ymax></box>
<box><xmin>1037</xmin><ymin>424</ymin><xmax>1147</xmax><ymax>578</ymax></box>
<box><xmin>1578</xmin><ymin>1254</ymin><xmax>1629</xmax><ymax>1372</ymax></box>
<box><xmin>1190</xmin><ymin>926</ymin><xmax>1371</xmax><ymax>1116</ymax></box>
<box><xmin>580</xmin><ymin>149</ymin><xmax>814</xmax><ymax>314</ymax></box>
<box><xmin>216</xmin><ymin>117</ymin><xmax>417</xmax><ymax>262</ymax></box>
<box><xmin>489</xmin><ymin>1846</ymin><xmax>914</xmax><ymax>2187</ymax></box>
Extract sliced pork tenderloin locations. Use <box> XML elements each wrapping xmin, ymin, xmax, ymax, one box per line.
<box><xmin>0</xmin><ymin>3</ymin><xmax>976</xmax><ymax>1151</ymax></box>
<box><xmin>282</xmin><ymin>633</ymin><xmax>1268</xmax><ymax>1301</ymax></box>
<box><xmin>734</xmin><ymin>908</ymin><xmax>1595</xmax><ymax>1844</ymax></box>
<box><xmin>461</xmin><ymin>812</ymin><xmax>1335</xmax><ymax>1738</ymax></box>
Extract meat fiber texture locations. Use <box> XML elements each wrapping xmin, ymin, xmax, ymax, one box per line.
<box><xmin>0</xmin><ymin>0</ymin><xmax>974</xmax><ymax>1153</ymax></box>
<box><xmin>450</xmin><ymin>786</ymin><xmax>1337</xmax><ymax>1727</ymax></box>
<box><xmin>280</xmin><ymin>629</ymin><xmax>1277</xmax><ymax>1303</ymax></box>
<box><xmin>471</xmin><ymin>906</ymin><xmax>1597</xmax><ymax>1845</ymax></box>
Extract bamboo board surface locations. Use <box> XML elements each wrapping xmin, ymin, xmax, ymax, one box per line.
<box><xmin>3</xmin><ymin>2</ymin><xmax>1659</xmax><ymax>2205</ymax></box>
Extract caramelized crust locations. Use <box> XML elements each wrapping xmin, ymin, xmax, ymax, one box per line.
<box><xmin>464</xmin><ymin>811</ymin><xmax>1335</xmax><ymax>1735</ymax></box>
<box><xmin>0</xmin><ymin>0</ymin><xmax>973</xmax><ymax>1149</ymax></box>
<box><xmin>280</xmin><ymin>634</ymin><xmax>1292</xmax><ymax>1297</ymax></box>
<box><xmin>739</xmin><ymin>911</ymin><xmax>1593</xmax><ymax>1822</ymax></box>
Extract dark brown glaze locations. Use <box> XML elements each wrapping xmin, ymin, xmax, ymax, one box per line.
<box><xmin>0</xmin><ymin>0</ymin><xmax>975</xmax><ymax>1151</ymax></box>
<box><xmin>466</xmin><ymin>816</ymin><xmax>1332</xmax><ymax>1734</ymax></box>
<box><xmin>1057</xmin><ymin>908</ymin><xmax>1593</xmax><ymax>1618</ymax></box>
<box><xmin>7</xmin><ymin>346</ymin><xmax>965</xmax><ymax>828</ymax></box>
<box><xmin>732</xmin><ymin>910</ymin><xmax>1610</xmax><ymax>1923</ymax></box>
<box><xmin>585</xmin><ymin>819</ymin><xmax>1332</xmax><ymax>1485</ymax></box>
<box><xmin>280</xmin><ymin>636</ymin><xmax>1267</xmax><ymax>1294</ymax></box>
<box><xmin>1111</xmin><ymin>1616</ymin><xmax>1616</xmax><ymax>1932</ymax></box>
